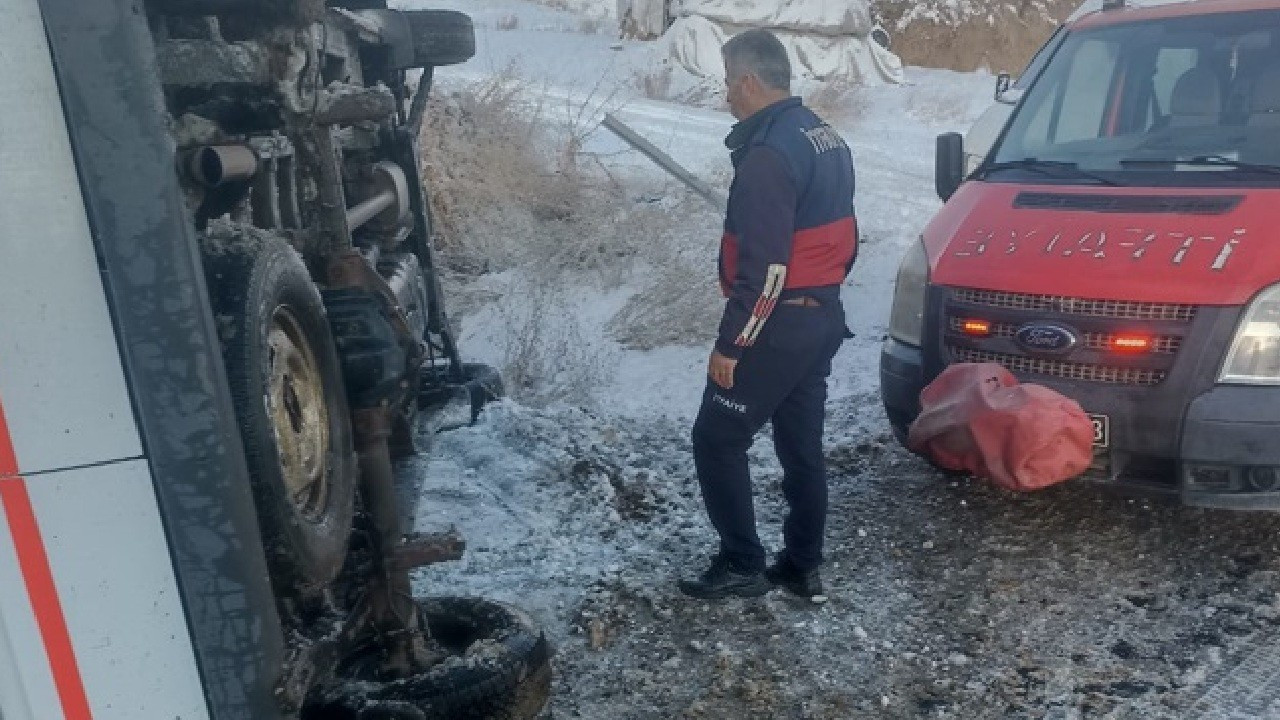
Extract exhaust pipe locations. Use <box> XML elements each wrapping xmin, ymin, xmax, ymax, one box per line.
<box><xmin>346</xmin><ymin>161</ymin><xmax>410</xmax><ymax>231</ymax></box>
<box><xmin>187</xmin><ymin>145</ymin><xmax>258</xmax><ymax>187</ymax></box>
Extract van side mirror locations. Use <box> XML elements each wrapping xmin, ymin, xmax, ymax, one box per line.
<box><xmin>936</xmin><ymin>133</ymin><xmax>965</xmax><ymax>202</ymax></box>
<box><xmin>995</xmin><ymin>73</ymin><xmax>1023</xmax><ymax>105</ymax></box>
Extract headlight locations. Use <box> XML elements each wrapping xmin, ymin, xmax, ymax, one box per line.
<box><xmin>888</xmin><ymin>239</ymin><xmax>930</xmax><ymax>346</ymax></box>
<box><xmin>1220</xmin><ymin>284</ymin><xmax>1280</xmax><ymax>384</ymax></box>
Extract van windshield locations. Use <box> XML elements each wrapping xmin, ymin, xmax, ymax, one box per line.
<box><xmin>990</xmin><ymin>9</ymin><xmax>1280</xmax><ymax>186</ymax></box>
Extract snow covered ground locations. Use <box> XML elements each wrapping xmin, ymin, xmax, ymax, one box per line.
<box><xmin>391</xmin><ymin>2</ymin><xmax>1280</xmax><ymax>717</ymax></box>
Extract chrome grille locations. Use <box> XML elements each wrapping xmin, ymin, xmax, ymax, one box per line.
<box><xmin>950</xmin><ymin>347</ymin><xmax>1167</xmax><ymax>386</ymax></box>
<box><xmin>946</xmin><ymin>318</ymin><xmax>1182</xmax><ymax>354</ymax></box>
<box><xmin>950</xmin><ymin>288</ymin><xmax>1197</xmax><ymax>322</ymax></box>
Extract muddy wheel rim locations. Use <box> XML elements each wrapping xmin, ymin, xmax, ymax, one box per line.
<box><xmin>267</xmin><ymin>306</ymin><xmax>330</xmax><ymax>523</ymax></box>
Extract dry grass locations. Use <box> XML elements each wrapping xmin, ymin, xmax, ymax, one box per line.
<box><xmin>607</xmin><ymin>199</ymin><xmax>722</xmax><ymax>351</ymax></box>
<box><xmin>891</xmin><ymin>16</ymin><xmax>1056</xmax><ymax>74</ymax></box>
<box><xmin>420</xmin><ymin>67</ymin><xmax>674</xmax><ymax>404</ymax></box>
<box><xmin>493</xmin><ymin>281</ymin><xmax>612</xmax><ymax>406</ymax></box>
<box><xmin>609</xmin><ymin>263</ymin><xmax>720</xmax><ymax>351</ymax></box>
<box><xmin>419</xmin><ymin>65</ymin><xmax>582</xmax><ymax>274</ymax></box>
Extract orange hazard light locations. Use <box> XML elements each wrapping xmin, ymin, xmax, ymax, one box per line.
<box><xmin>1109</xmin><ymin>334</ymin><xmax>1153</xmax><ymax>354</ymax></box>
<box><xmin>960</xmin><ymin>319</ymin><xmax>992</xmax><ymax>337</ymax></box>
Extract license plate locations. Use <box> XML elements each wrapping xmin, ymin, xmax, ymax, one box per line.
<box><xmin>1089</xmin><ymin>413</ymin><xmax>1110</xmax><ymax>449</ymax></box>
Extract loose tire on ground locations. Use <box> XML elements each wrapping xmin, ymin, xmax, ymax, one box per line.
<box><xmin>408</xmin><ymin>596</ymin><xmax>552</xmax><ymax>719</ymax></box>
<box><xmin>405</xmin><ymin>10</ymin><xmax>476</xmax><ymax>67</ymax></box>
<box><xmin>312</xmin><ymin>597</ymin><xmax>552</xmax><ymax>720</ymax></box>
<box><xmin>200</xmin><ymin>224</ymin><xmax>358</xmax><ymax>602</ymax></box>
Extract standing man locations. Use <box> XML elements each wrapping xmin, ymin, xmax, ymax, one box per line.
<box><xmin>679</xmin><ymin>29</ymin><xmax>857</xmax><ymax>601</ymax></box>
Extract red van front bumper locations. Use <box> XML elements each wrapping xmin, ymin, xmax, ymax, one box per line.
<box><xmin>880</xmin><ymin>285</ymin><xmax>1280</xmax><ymax>510</ymax></box>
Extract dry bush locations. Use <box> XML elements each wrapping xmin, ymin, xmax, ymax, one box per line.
<box><xmin>609</xmin><ymin>260</ymin><xmax>720</xmax><ymax>350</ymax></box>
<box><xmin>578</xmin><ymin>18</ymin><xmax>605</xmax><ymax>34</ymax></box>
<box><xmin>608</xmin><ymin>201</ymin><xmax>723</xmax><ymax>350</ymax></box>
<box><xmin>494</xmin><ymin>281</ymin><xmax>612</xmax><ymax>406</ymax></box>
<box><xmin>554</xmin><ymin>71</ymin><xmax>625</xmax><ymax>180</ymax></box>
<box><xmin>420</xmin><ymin>67</ymin><xmax>649</xmax><ymax>404</ymax></box>
<box><xmin>419</xmin><ymin>66</ymin><xmax>582</xmax><ymax>273</ymax></box>
<box><xmin>420</xmin><ymin>66</ymin><xmax>727</xmax><ymax>405</ymax></box>
<box><xmin>496</xmin><ymin>13</ymin><xmax>520</xmax><ymax>30</ymax></box>
<box><xmin>420</xmin><ymin>63</ymin><xmax>629</xmax><ymax>269</ymax></box>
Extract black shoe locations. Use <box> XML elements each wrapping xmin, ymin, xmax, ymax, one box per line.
<box><xmin>678</xmin><ymin>555</ymin><xmax>771</xmax><ymax>600</ymax></box>
<box><xmin>765</xmin><ymin>556</ymin><xmax>824</xmax><ymax>600</ymax></box>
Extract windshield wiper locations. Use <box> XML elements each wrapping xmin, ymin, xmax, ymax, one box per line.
<box><xmin>1119</xmin><ymin>154</ymin><xmax>1280</xmax><ymax>175</ymax></box>
<box><xmin>977</xmin><ymin>158</ymin><xmax>1122</xmax><ymax>186</ymax></box>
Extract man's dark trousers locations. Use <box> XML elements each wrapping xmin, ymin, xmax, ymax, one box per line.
<box><xmin>692</xmin><ymin>300</ymin><xmax>846</xmax><ymax>573</ymax></box>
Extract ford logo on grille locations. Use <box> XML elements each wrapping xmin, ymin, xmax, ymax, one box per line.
<box><xmin>1014</xmin><ymin>323</ymin><xmax>1079</xmax><ymax>355</ymax></box>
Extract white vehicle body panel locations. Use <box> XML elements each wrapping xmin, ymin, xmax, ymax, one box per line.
<box><xmin>0</xmin><ymin>1</ymin><xmax>212</xmax><ymax>718</ymax></box>
<box><xmin>0</xmin><ymin>0</ymin><xmax>144</xmax><ymax>476</ymax></box>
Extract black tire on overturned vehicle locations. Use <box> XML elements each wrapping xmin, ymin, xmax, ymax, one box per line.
<box><xmin>200</xmin><ymin>225</ymin><xmax>358</xmax><ymax>602</ymax></box>
<box><xmin>406</xmin><ymin>10</ymin><xmax>476</xmax><ymax>67</ymax></box>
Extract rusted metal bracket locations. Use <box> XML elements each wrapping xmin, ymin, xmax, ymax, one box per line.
<box><xmin>389</xmin><ymin>530</ymin><xmax>465</xmax><ymax>572</ymax></box>
<box><xmin>328</xmin><ymin>249</ymin><xmax>422</xmax><ymax>360</ymax></box>
<box><xmin>351</xmin><ymin>406</ymin><xmax>433</xmax><ymax>676</ymax></box>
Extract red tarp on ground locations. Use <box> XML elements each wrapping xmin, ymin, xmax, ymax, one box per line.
<box><xmin>907</xmin><ymin>363</ymin><xmax>1095</xmax><ymax>491</ymax></box>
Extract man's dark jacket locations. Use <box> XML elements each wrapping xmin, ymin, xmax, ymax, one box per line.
<box><xmin>716</xmin><ymin>96</ymin><xmax>857</xmax><ymax>359</ymax></box>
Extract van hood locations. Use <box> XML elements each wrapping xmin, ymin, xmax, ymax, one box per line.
<box><xmin>924</xmin><ymin>183</ymin><xmax>1280</xmax><ymax>305</ymax></box>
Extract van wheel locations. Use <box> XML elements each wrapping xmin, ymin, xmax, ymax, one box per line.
<box><xmin>201</xmin><ymin>224</ymin><xmax>357</xmax><ymax>604</ymax></box>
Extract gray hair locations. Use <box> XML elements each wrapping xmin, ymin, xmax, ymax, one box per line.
<box><xmin>722</xmin><ymin>29</ymin><xmax>791</xmax><ymax>93</ymax></box>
